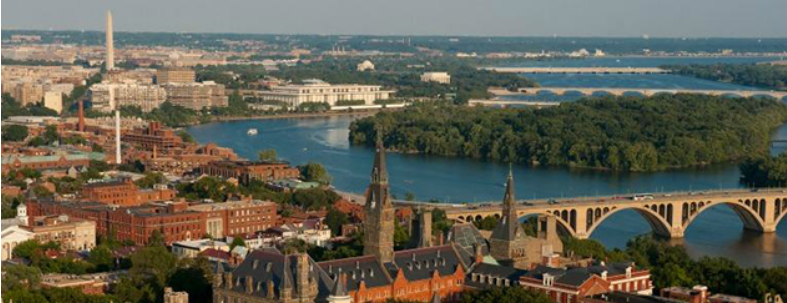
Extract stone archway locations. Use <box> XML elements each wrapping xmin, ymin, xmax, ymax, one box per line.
<box><xmin>682</xmin><ymin>201</ymin><xmax>765</xmax><ymax>232</ymax></box>
<box><xmin>585</xmin><ymin>206</ymin><xmax>673</xmax><ymax>238</ymax></box>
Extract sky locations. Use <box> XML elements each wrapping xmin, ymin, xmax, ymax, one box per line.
<box><xmin>2</xmin><ymin>0</ymin><xmax>786</xmax><ymax>38</ymax></box>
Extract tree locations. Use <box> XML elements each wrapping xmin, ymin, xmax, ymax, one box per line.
<box><xmin>299</xmin><ymin>162</ymin><xmax>332</xmax><ymax>185</ymax></box>
<box><xmin>135</xmin><ymin>172</ymin><xmax>166</xmax><ymax>189</ymax></box>
<box><xmin>13</xmin><ymin>239</ymin><xmax>42</xmax><ymax>259</ymax></box>
<box><xmin>281</xmin><ymin>238</ymin><xmax>309</xmax><ymax>254</ymax></box>
<box><xmin>177</xmin><ymin>130</ymin><xmax>196</xmax><ymax>143</ymax></box>
<box><xmin>2</xmin><ymin>264</ymin><xmax>42</xmax><ymax>292</ymax></box>
<box><xmin>258</xmin><ymin>148</ymin><xmax>278</xmax><ymax>162</ymax></box>
<box><xmin>325</xmin><ymin>208</ymin><xmax>348</xmax><ymax>236</ymax></box>
<box><xmin>147</xmin><ymin>230</ymin><xmax>166</xmax><ymax>247</ymax></box>
<box><xmin>458</xmin><ymin>286</ymin><xmax>552</xmax><ymax>303</ymax></box>
<box><xmin>169</xmin><ymin>257</ymin><xmax>214</xmax><ymax>303</ymax></box>
<box><xmin>2</xmin><ymin>124</ymin><xmax>29</xmax><ymax>141</ymax></box>
<box><xmin>130</xmin><ymin>246</ymin><xmax>178</xmax><ymax>291</ymax></box>
<box><xmin>88</xmin><ymin>245</ymin><xmax>114</xmax><ymax>272</ymax></box>
<box><xmin>230</xmin><ymin>237</ymin><xmax>246</xmax><ymax>251</ymax></box>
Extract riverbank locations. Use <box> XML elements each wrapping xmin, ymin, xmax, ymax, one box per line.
<box><xmin>207</xmin><ymin>109</ymin><xmax>388</xmax><ymax>122</ymax></box>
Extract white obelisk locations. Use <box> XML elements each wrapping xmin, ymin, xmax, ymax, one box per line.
<box><xmin>106</xmin><ymin>10</ymin><xmax>115</xmax><ymax>71</ymax></box>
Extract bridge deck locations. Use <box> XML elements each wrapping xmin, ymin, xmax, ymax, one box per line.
<box><xmin>445</xmin><ymin>188</ymin><xmax>787</xmax><ymax>214</ymax></box>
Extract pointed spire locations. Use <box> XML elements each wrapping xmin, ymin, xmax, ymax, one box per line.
<box><xmin>331</xmin><ymin>274</ymin><xmax>347</xmax><ymax>297</ymax></box>
<box><xmin>371</xmin><ymin>128</ymin><xmax>388</xmax><ymax>184</ymax></box>
<box><xmin>504</xmin><ymin>164</ymin><xmax>515</xmax><ymax>207</ymax></box>
<box><xmin>491</xmin><ymin>166</ymin><xmax>520</xmax><ymax>241</ymax></box>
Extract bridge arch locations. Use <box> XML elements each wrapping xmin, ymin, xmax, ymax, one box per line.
<box><xmin>585</xmin><ymin>205</ymin><xmax>672</xmax><ymax>238</ymax></box>
<box><xmin>516</xmin><ymin>212</ymin><xmax>577</xmax><ymax>238</ymax></box>
<box><xmin>681</xmin><ymin>200</ymin><xmax>765</xmax><ymax>232</ymax></box>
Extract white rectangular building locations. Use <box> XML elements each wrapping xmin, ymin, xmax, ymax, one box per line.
<box><xmin>258</xmin><ymin>79</ymin><xmax>394</xmax><ymax>107</ymax></box>
<box><xmin>421</xmin><ymin>72</ymin><xmax>451</xmax><ymax>84</ymax></box>
<box><xmin>89</xmin><ymin>82</ymin><xmax>167</xmax><ymax>112</ymax></box>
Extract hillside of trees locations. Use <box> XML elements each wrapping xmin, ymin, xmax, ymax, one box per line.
<box><xmin>666</xmin><ymin>63</ymin><xmax>787</xmax><ymax>90</ymax></box>
<box><xmin>349</xmin><ymin>95</ymin><xmax>787</xmax><ymax>172</ymax></box>
<box><xmin>740</xmin><ymin>153</ymin><xmax>787</xmax><ymax>187</ymax></box>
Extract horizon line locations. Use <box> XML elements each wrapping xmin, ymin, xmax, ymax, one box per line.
<box><xmin>3</xmin><ymin>28</ymin><xmax>787</xmax><ymax>40</ymax></box>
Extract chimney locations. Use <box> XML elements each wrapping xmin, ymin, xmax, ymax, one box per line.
<box><xmin>224</xmin><ymin>272</ymin><xmax>233</xmax><ymax>290</ymax></box>
<box><xmin>115</xmin><ymin>110</ymin><xmax>121</xmax><ymax>164</ymax></box>
<box><xmin>77</xmin><ymin>100</ymin><xmax>85</xmax><ymax>132</ymax></box>
<box><xmin>246</xmin><ymin>276</ymin><xmax>254</xmax><ymax>294</ymax></box>
<box><xmin>474</xmin><ymin>244</ymin><xmax>484</xmax><ymax>264</ymax></box>
<box><xmin>106</xmin><ymin>10</ymin><xmax>114</xmax><ymax>71</ymax></box>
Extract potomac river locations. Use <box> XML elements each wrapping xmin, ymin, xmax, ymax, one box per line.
<box><xmin>187</xmin><ymin>57</ymin><xmax>787</xmax><ymax>267</ymax></box>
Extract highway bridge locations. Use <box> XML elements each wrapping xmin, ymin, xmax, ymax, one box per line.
<box><xmin>467</xmin><ymin>99</ymin><xmax>561</xmax><ymax>108</ymax></box>
<box><xmin>513</xmin><ymin>87</ymin><xmax>787</xmax><ymax>100</ymax></box>
<box><xmin>443</xmin><ymin>189</ymin><xmax>787</xmax><ymax>239</ymax></box>
<box><xmin>481</xmin><ymin>67</ymin><xmax>670</xmax><ymax>74</ymax></box>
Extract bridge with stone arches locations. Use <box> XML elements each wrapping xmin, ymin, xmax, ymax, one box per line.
<box><xmin>514</xmin><ymin>87</ymin><xmax>787</xmax><ymax>100</ymax></box>
<box><xmin>444</xmin><ymin>189</ymin><xmax>787</xmax><ymax>239</ymax></box>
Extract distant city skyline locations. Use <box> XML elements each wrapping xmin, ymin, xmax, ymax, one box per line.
<box><xmin>2</xmin><ymin>0</ymin><xmax>786</xmax><ymax>38</ymax></box>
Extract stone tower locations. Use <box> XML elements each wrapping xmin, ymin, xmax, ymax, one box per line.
<box><xmin>294</xmin><ymin>253</ymin><xmax>318</xmax><ymax>303</ymax></box>
<box><xmin>418</xmin><ymin>210</ymin><xmax>433</xmax><ymax>248</ymax></box>
<box><xmin>363</xmin><ymin>132</ymin><xmax>395</xmax><ymax>263</ymax></box>
<box><xmin>163</xmin><ymin>287</ymin><xmax>188</xmax><ymax>303</ymax></box>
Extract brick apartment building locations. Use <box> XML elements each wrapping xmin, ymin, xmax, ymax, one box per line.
<box><xmin>80</xmin><ymin>178</ymin><xmax>176</xmax><ymax>207</ymax></box>
<box><xmin>200</xmin><ymin>160</ymin><xmax>300</xmax><ymax>184</ymax></box>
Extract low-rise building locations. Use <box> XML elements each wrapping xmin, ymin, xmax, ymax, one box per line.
<box><xmin>28</xmin><ymin>215</ymin><xmax>97</xmax><ymax>251</ymax></box>
<box><xmin>89</xmin><ymin>82</ymin><xmax>167</xmax><ymax>112</ymax></box>
<box><xmin>80</xmin><ymin>178</ymin><xmax>176</xmax><ymax>207</ymax></box>
<box><xmin>519</xmin><ymin>262</ymin><xmax>653</xmax><ymax>302</ymax></box>
<box><xmin>40</xmin><ymin>271</ymin><xmax>122</xmax><ymax>295</ymax></box>
<box><xmin>421</xmin><ymin>72</ymin><xmax>451</xmax><ymax>84</ymax></box>
<box><xmin>163</xmin><ymin>81</ymin><xmax>228</xmax><ymax>110</ymax></box>
<box><xmin>1</xmin><ymin>217</ymin><xmax>34</xmax><ymax>261</ymax></box>
<box><xmin>189</xmin><ymin>200</ymin><xmax>279</xmax><ymax>239</ymax></box>
<box><xmin>357</xmin><ymin>60</ymin><xmax>375</xmax><ymax>71</ymax></box>
<box><xmin>258</xmin><ymin>79</ymin><xmax>394</xmax><ymax>107</ymax></box>
<box><xmin>172</xmin><ymin>239</ymin><xmax>230</xmax><ymax>258</ymax></box>
<box><xmin>200</xmin><ymin>160</ymin><xmax>300</xmax><ymax>184</ymax></box>
<box><xmin>123</xmin><ymin>121</ymin><xmax>183</xmax><ymax>152</ymax></box>
<box><xmin>156</xmin><ymin>67</ymin><xmax>196</xmax><ymax>84</ymax></box>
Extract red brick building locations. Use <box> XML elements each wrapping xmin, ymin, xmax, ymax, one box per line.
<box><xmin>80</xmin><ymin>178</ymin><xmax>176</xmax><ymax>207</ymax></box>
<box><xmin>200</xmin><ymin>160</ymin><xmax>300</xmax><ymax>184</ymax></box>
<box><xmin>26</xmin><ymin>198</ymin><xmax>279</xmax><ymax>246</ymax></box>
<box><xmin>518</xmin><ymin>262</ymin><xmax>653</xmax><ymax>302</ymax></box>
<box><xmin>122</xmin><ymin>121</ymin><xmax>183</xmax><ymax>152</ymax></box>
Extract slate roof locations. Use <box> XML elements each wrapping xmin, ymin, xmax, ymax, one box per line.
<box><xmin>446</xmin><ymin>223</ymin><xmax>489</xmax><ymax>256</ymax></box>
<box><xmin>318</xmin><ymin>255</ymin><xmax>391</xmax><ymax>291</ymax></box>
<box><xmin>229</xmin><ymin>248</ymin><xmax>334</xmax><ymax>299</ymax></box>
<box><xmin>523</xmin><ymin>262</ymin><xmax>637</xmax><ymax>287</ymax></box>
<box><xmin>465</xmin><ymin>263</ymin><xmax>529</xmax><ymax>289</ymax></box>
<box><xmin>387</xmin><ymin>245</ymin><xmax>468</xmax><ymax>282</ymax></box>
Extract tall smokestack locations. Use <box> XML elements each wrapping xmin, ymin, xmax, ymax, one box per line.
<box><xmin>115</xmin><ymin>110</ymin><xmax>121</xmax><ymax>164</ymax></box>
<box><xmin>77</xmin><ymin>99</ymin><xmax>85</xmax><ymax>132</ymax></box>
<box><xmin>106</xmin><ymin>10</ymin><xmax>114</xmax><ymax>71</ymax></box>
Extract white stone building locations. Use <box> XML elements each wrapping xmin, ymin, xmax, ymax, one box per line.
<box><xmin>258</xmin><ymin>79</ymin><xmax>394</xmax><ymax>107</ymax></box>
<box><xmin>420</xmin><ymin>72</ymin><xmax>451</xmax><ymax>84</ymax></box>
<box><xmin>89</xmin><ymin>82</ymin><xmax>167</xmax><ymax>112</ymax></box>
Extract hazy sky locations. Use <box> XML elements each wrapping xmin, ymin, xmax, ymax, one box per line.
<box><xmin>2</xmin><ymin>0</ymin><xmax>786</xmax><ymax>37</ymax></box>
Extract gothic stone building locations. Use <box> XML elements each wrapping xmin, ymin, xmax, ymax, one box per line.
<box><xmin>489</xmin><ymin>170</ymin><xmax>563</xmax><ymax>269</ymax></box>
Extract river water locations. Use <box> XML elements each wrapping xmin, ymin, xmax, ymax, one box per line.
<box><xmin>187</xmin><ymin>57</ymin><xmax>787</xmax><ymax>267</ymax></box>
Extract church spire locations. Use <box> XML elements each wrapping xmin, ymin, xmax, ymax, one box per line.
<box><xmin>491</xmin><ymin>165</ymin><xmax>519</xmax><ymax>241</ymax></box>
<box><xmin>371</xmin><ymin>129</ymin><xmax>388</xmax><ymax>184</ymax></box>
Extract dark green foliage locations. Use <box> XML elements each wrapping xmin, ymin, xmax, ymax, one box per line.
<box><xmin>474</xmin><ymin>215</ymin><xmax>499</xmax><ymax>230</ymax></box>
<box><xmin>177</xmin><ymin>130</ymin><xmax>196</xmax><ymax>143</ymax></box>
<box><xmin>667</xmin><ymin>63</ymin><xmax>787</xmax><ymax>90</ymax></box>
<box><xmin>325</xmin><ymin>207</ymin><xmax>349</xmax><ymax>236</ymax></box>
<box><xmin>258</xmin><ymin>148</ymin><xmax>278</xmax><ymax>161</ymax></box>
<box><xmin>740</xmin><ymin>153</ymin><xmax>787</xmax><ymax>187</ymax></box>
<box><xmin>230</xmin><ymin>237</ymin><xmax>246</xmax><ymax>251</ymax></box>
<box><xmin>457</xmin><ymin>286</ymin><xmax>553</xmax><ymax>303</ymax></box>
<box><xmin>2</xmin><ymin>194</ymin><xmax>23</xmax><ymax>219</ymax></box>
<box><xmin>350</xmin><ymin>96</ymin><xmax>787</xmax><ymax>171</ymax></box>
<box><xmin>135</xmin><ymin>172</ymin><xmax>166</xmax><ymax>189</ymax></box>
<box><xmin>176</xmin><ymin>176</ymin><xmax>239</xmax><ymax>201</ymax></box>
<box><xmin>1</xmin><ymin>93</ymin><xmax>59</xmax><ymax>119</ymax></box>
<box><xmin>581</xmin><ymin>236</ymin><xmax>787</xmax><ymax>298</ymax></box>
<box><xmin>298</xmin><ymin>162</ymin><xmax>332</xmax><ymax>185</ymax></box>
<box><xmin>431</xmin><ymin>208</ymin><xmax>453</xmax><ymax>235</ymax></box>
<box><xmin>2</xmin><ymin>124</ymin><xmax>29</xmax><ymax>141</ymax></box>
